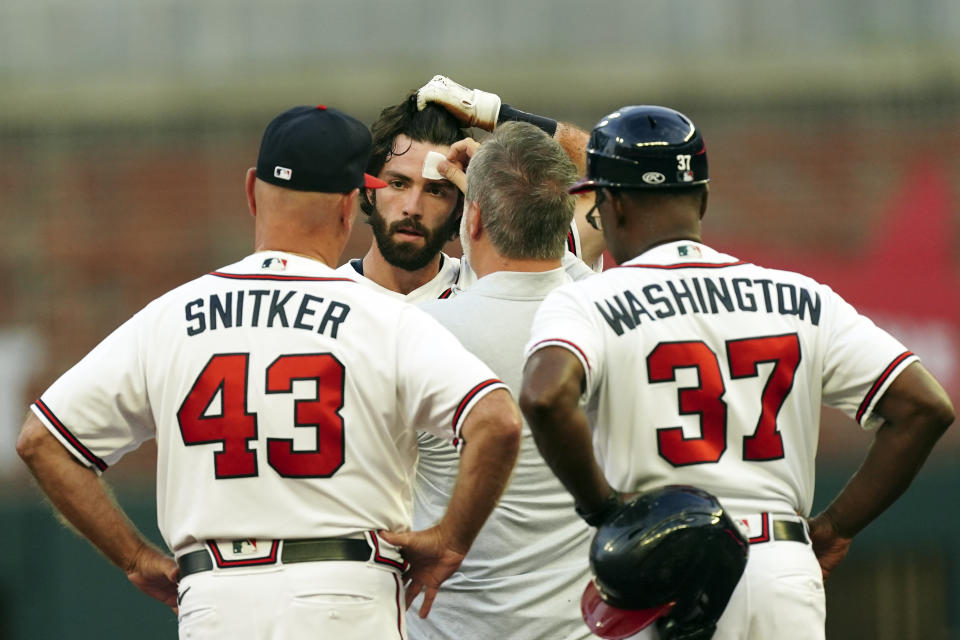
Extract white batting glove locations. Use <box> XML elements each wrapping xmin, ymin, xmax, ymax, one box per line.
<box><xmin>416</xmin><ymin>75</ymin><xmax>501</xmax><ymax>131</ymax></box>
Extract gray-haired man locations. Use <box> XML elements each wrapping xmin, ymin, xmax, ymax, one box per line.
<box><xmin>406</xmin><ymin>121</ymin><xmax>594</xmax><ymax>640</ymax></box>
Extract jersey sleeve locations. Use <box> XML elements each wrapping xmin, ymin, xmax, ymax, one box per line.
<box><xmin>30</xmin><ymin>311</ymin><xmax>156</xmax><ymax>473</ymax></box>
<box><xmin>524</xmin><ymin>284</ymin><xmax>605</xmax><ymax>403</ymax></box>
<box><xmin>820</xmin><ymin>286</ymin><xmax>918</xmax><ymax>430</ymax></box>
<box><xmin>395</xmin><ymin>305</ymin><xmax>506</xmax><ymax>452</ymax></box>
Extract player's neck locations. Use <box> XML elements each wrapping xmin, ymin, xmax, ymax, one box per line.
<box><xmin>254</xmin><ymin>244</ymin><xmax>337</xmax><ymax>268</ymax></box>
<box><xmin>254</xmin><ymin>220</ymin><xmax>343</xmax><ymax>268</ymax></box>
<box><xmin>617</xmin><ymin>233</ymin><xmax>701</xmax><ymax>264</ymax></box>
<box><xmin>640</xmin><ymin>233</ymin><xmax>701</xmax><ymax>255</ymax></box>
<box><xmin>361</xmin><ymin>245</ymin><xmax>443</xmax><ymax>296</ymax></box>
<box><xmin>619</xmin><ymin>214</ymin><xmax>702</xmax><ymax>263</ymax></box>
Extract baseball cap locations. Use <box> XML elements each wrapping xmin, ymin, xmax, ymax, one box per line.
<box><xmin>581</xmin><ymin>578</ymin><xmax>676</xmax><ymax>640</ymax></box>
<box><xmin>256</xmin><ymin>104</ymin><xmax>388</xmax><ymax>192</ymax></box>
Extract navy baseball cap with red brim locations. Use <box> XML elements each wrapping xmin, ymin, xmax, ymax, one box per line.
<box><xmin>257</xmin><ymin>104</ymin><xmax>387</xmax><ymax>193</ymax></box>
<box><xmin>581</xmin><ymin>579</ymin><xmax>676</xmax><ymax>640</ymax></box>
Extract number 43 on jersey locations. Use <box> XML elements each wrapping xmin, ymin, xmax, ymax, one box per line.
<box><xmin>178</xmin><ymin>353</ymin><xmax>345</xmax><ymax>479</ymax></box>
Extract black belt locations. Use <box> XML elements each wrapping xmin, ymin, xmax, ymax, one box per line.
<box><xmin>178</xmin><ymin>539</ymin><xmax>372</xmax><ymax>578</ymax></box>
<box><xmin>766</xmin><ymin>519</ymin><xmax>808</xmax><ymax>544</ymax></box>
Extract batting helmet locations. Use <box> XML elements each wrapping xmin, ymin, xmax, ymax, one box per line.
<box><xmin>581</xmin><ymin>485</ymin><xmax>748</xmax><ymax>640</ymax></box>
<box><xmin>569</xmin><ymin>105</ymin><xmax>708</xmax><ymax>194</ymax></box>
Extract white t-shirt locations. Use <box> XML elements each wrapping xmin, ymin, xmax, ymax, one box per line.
<box><xmin>32</xmin><ymin>251</ymin><xmax>506</xmax><ymax>554</ymax></box>
<box><xmin>410</xmin><ymin>268</ymin><xmax>592</xmax><ymax>640</ymax></box>
<box><xmin>525</xmin><ymin>240</ymin><xmax>917</xmax><ymax>518</ymax></box>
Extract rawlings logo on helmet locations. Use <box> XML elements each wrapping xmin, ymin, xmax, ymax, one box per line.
<box><xmin>642</xmin><ymin>172</ymin><xmax>666</xmax><ymax>185</ymax></box>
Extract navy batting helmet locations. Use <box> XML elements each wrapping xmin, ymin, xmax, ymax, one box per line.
<box><xmin>580</xmin><ymin>485</ymin><xmax>748</xmax><ymax>640</ymax></box>
<box><xmin>569</xmin><ymin>105</ymin><xmax>708</xmax><ymax>194</ymax></box>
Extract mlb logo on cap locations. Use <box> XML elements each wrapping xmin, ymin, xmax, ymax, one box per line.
<box><xmin>274</xmin><ymin>166</ymin><xmax>293</xmax><ymax>181</ymax></box>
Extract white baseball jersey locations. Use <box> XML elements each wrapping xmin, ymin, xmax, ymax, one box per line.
<box><xmin>336</xmin><ymin>252</ymin><xmax>463</xmax><ymax>303</ymax></box>
<box><xmin>410</xmin><ymin>268</ymin><xmax>593</xmax><ymax>640</ymax></box>
<box><xmin>525</xmin><ymin>240</ymin><xmax>917</xmax><ymax>519</ymax></box>
<box><xmin>566</xmin><ymin>216</ymin><xmax>604</xmax><ymax>273</ymax></box>
<box><xmin>526</xmin><ymin>240</ymin><xmax>918</xmax><ymax>639</ymax></box>
<box><xmin>32</xmin><ymin>251</ymin><xmax>506</xmax><ymax>556</ymax></box>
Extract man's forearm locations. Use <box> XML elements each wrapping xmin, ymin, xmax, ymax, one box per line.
<box><xmin>17</xmin><ymin>414</ymin><xmax>150</xmax><ymax>572</ymax></box>
<box><xmin>528</xmin><ymin>401</ymin><xmax>611</xmax><ymax>514</ymax></box>
<box><xmin>520</xmin><ymin>348</ymin><xmax>612</xmax><ymax>513</ymax></box>
<box><xmin>819</xmin><ymin>363</ymin><xmax>953</xmax><ymax>536</ymax></box>
<box><xmin>554</xmin><ymin>122</ymin><xmax>588</xmax><ymax>176</ymax></box>
<box><xmin>818</xmin><ymin>415</ymin><xmax>947</xmax><ymax>537</ymax></box>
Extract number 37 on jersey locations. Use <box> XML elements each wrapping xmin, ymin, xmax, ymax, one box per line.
<box><xmin>649</xmin><ymin>333</ymin><xmax>800</xmax><ymax>466</ymax></box>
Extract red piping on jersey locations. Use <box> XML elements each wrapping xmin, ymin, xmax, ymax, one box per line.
<box><xmin>623</xmin><ymin>260</ymin><xmax>748</xmax><ymax>270</ymax></box>
<box><xmin>210</xmin><ymin>272</ymin><xmax>356</xmax><ymax>282</ymax></box>
<box><xmin>452</xmin><ymin>379</ymin><xmax>503</xmax><ymax>434</ymax></box>
<box><xmin>438</xmin><ymin>287</ymin><xmax>454</xmax><ymax>299</ymax></box>
<box><xmin>530</xmin><ymin>338</ymin><xmax>591</xmax><ymax>372</ymax></box>
<box><xmin>32</xmin><ymin>399</ymin><xmax>108</xmax><ymax>471</ymax></box>
<box><xmin>747</xmin><ymin>512</ymin><xmax>772</xmax><ymax>544</ymax></box>
<box><xmin>392</xmin><ymin>572</ymin><xmax>404</xmax><ymax>639</ymax></box>
<box><xmin>566</xmin><ymin>231</ymin><xmax>576</xmax><ymax>254</ymax></box>
<box><xmin>206</xmin><ymin>540</ymin><xmax>280</xmax><ymax>568</ymax></box>
<box><xmin>368</xmin><ymin>531</ymin><xmax>407</xmax><ymax>571</ymax></box>
<box><xmin>856</xmin><ymin>351</ymin><xmax>914</xmax><ymax>423</ymax></box>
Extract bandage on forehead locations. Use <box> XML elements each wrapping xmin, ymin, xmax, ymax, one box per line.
<box><xmin>422</xmin><ymin>150</ymin><xmax>446</xmax><ymax>180</ymax></box>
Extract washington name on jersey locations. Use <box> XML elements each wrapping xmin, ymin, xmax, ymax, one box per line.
<box><xmin>596</xmin><ymin>272</ymin><xmax>823</xmax><ymax>336</ymax></box>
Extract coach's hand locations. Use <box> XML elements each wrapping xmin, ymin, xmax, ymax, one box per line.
<box><xmin>416</xmin><ymin>75</ymin><xmax>501</xmax><ymax>131</ymax></box>
<box><xmin>436</xmin><ymin>137</ymin><xmax>481</xmax><ymax>194</ymax></box>
<box><xmin>806</xmin><ymin>512</ymin><xmax>852</xmax><ymax>580</ymax></box>
<box><xmin>379</xmin><ymin>526</ymin><xmax>466</xmax><ymax>618</ymax></box>
<box><xmin>126</xmin><ymin>542</ymin><xmax>180</xmax><ymax>612</ymax></box>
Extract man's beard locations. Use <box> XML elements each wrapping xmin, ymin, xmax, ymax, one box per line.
<box><xmin>368</xmin><ymin>203</ymin><xmax>457</xmax><ymax>272</ymax></box>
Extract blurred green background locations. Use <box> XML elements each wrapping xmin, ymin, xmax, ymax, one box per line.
<box><xmin>2</xmin><ymin>1</ymin><xmax>958</xmax><ymax>638</ymax></box>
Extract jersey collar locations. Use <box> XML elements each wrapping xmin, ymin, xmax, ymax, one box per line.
<box><xmin>466</xmin><ymin>267</ymin><xmax>571</xmax><ymax>300</ymax></box>
<box><xmin>239</xmin><ymin>250</ymin><xmax>340</xmax><ymax>277</ymax></box>
<box><xmin>624</xmin><ymin>240</ymin><xmax>740</xmax><ymax>267</ymax></box>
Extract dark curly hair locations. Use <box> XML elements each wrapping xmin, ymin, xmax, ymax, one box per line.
<box><xmin>360</xmin><ymin>94</ymin><xmax>467</xmax><ymax>217</ymax></box>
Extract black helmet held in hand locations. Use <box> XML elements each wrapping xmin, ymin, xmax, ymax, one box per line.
<box><xmin>581</xmin><ymin>485</ymin><xmax>748</xmax><ymax>640</ymax></box>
